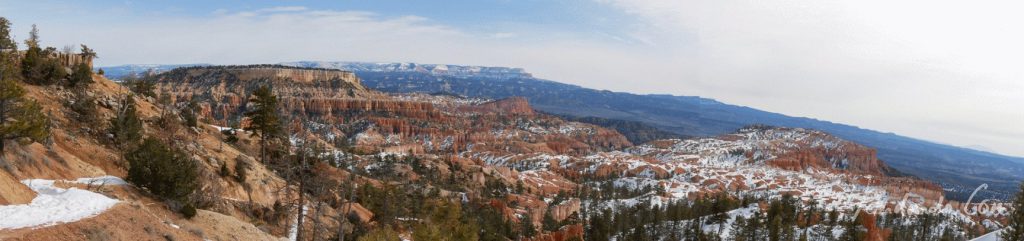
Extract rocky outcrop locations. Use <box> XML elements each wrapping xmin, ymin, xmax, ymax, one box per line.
<box><xmin>768</xmin><ymin>144</ymin><xmax>885</xmax><ymax>176</ymax></box>
<box><xmin>548</xmin><ymin>198</ymin><xmax>581</xmax><ymax>222</ymax></box>
<box><xmin>462</xmin><ymin>97</ymin><xmax>535</xmax><ymax>115</ymax></box>
<box><xmin>526</xmin><ymin>224</ymin><xmax>584</xmax><ymax>241</ymax></box>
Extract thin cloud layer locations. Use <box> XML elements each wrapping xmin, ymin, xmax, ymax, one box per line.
<box><xmin>3</xmin><ymin>2</ymin><xmax>1021</xmax><ymax>156</ymax></box>
<box><xmin>599</xmin><ymin>0</ymin><xmax>1024</xmax><ymax>156</ymax></box>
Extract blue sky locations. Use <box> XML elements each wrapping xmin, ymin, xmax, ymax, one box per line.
<box><xmin>2</xmin><ymin>0</ymin><xmax>639</xmax><ymax>45</ymax></box>
<box><xmin>2</xmin><ymin>0</ymin><xmax>1023</xmax><ymax>157</ymax></box>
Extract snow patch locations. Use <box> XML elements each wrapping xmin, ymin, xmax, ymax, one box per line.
<box><xmin>0</xmin><ymin>178</ymin><xmax>122</xmax><ymax>230</ymax></box>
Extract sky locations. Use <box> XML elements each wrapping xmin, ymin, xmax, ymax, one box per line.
<box><xmin>1</xmin><ymin>0</ymin><xmax>1022</xmax><ymax>157</ymax></box>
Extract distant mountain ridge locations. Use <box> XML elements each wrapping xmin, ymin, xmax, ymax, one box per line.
<box><xmin>282</xmin><ymin>61</ymin><xmax>534</xmax><ymax>80</ymax></box>
<box><xmin>99</xmin><ymin>62</ymin><xmax>1024</xmax><ymax>200</ymax></box>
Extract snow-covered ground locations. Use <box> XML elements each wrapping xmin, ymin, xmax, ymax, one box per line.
<box><xmin>0</xmin><ymin>177</ymin><xmax>124</xmax><ymax>230</ymax></box>
<box><xmin>972</xmin><ymin>229</ymin><xmax>1003</xmax><ymax>241</ymax></box>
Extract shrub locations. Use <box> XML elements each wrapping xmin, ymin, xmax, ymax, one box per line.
<box><xmin>234</xmin><ymin>157</ymin><xmax>249</xmax><ymax>183</ymax></box>
<box><xmin>357</xmin><ymin>226</ymin><xmax>400</xmax><ymax>241</ymax></box>
<box><xmin>179</xmin><ymin>99</ymin><xmax>200</xmax><ymax>128</ymax></box>
<box><xmin>69</xmin><ymin>63</ymin><xmax>93</xmax><ymax>88</ymax></box>
<box><xmin>218</xmin><ymin>163</ymin><xmax>230</xmax><ymax>177</ymax></box>
<box><xmin>126</xmin><ymin>138</ymin><xmax>198</xmax><ymax>203</ymax></box>
<box><xmin>127</xmin><ymin>79</ymin><xmax>156</xmax><ymax>98</ymax></box>
<box><xmin>68</xmin><ymin>89</ymin><xmax>100</xmax><ymax>127</ymax></box>
<box><xmin>181</xmin><ymin>203</ymin><xmax>197</xmax><ymax>219</ymax></box>
<box><xmin>84</xmin><ymin>227</ymin><xmax>113</xmax><ymax>241</ymax></box>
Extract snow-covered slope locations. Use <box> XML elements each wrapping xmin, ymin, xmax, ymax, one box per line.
<box><xmin>971</xmin><ymin>230</ymin><xmax>1003</xmax><ymax>241</ymax></box>
<box><xmin>471</xmin><ymin>126</ymin><xmax>961</xmax><ymax>218</ymax></box>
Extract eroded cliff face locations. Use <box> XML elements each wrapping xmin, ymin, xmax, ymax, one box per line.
<box><xmin>155</xmin><ymin>66</ymin><xmax>379</xmax><ymax>121</ymax></box>
<box><xmin>140</xmin><ymin>65</ymin><xmax>971</xmax><ymax>240</ymax></box>
<box><xmin>155</xmin><ymin>65</ymin><xmax>631</xmax><ymax>156</ymax></box>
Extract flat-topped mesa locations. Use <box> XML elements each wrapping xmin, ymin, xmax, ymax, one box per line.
<box><xmin>153</xmin><ymin>65</ymin><xmax>382</xmax><ymax>122</ymax></box>
<box><xmin>156</xmin><ymin>65</ymin><xmax>363</xmax><ymax>90</ymax></box>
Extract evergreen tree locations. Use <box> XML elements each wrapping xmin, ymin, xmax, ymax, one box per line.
<box><xmin>18</xmin><ymin>24</ymin><xmax>67</xmax><ymax>85</ymax></box>
<box><xmin>125</xmin><ymin>138</ymin><xmax>198</xmax><ymax>204</ymax></box>
<box><xmin>1002</xmin><ymin>182</ymin><xmax>1024</xmax><ymax>241</ymax></box>
<box><xmin>543</xmin><ymin>209</ymin><xmax>559</xmax><ymax>232</ymax></box>
<box><xmin>520</xmin><ymin>213</ymin><xmax>537</xmax><ymax>238</ymax></box>
<box><xmin>108</xmin><ymin>95</ymin><xmax>143</xmax><ymax>148</ymax></box>
<box><xmin>0</xmin><ymin>72</ymin><xmax>49</xmax><ymax>152</ymax></box>
<box><xmin>839</xmin><ymin>213</ymin><xmax>865</xmax><ymax>241</ymax></box>
<box><xmin>412</xmin><ymin>200</ymin><xmax>478</xmax><ymax>241</ymax></box>
<box><xmin>127</xmin><ymin>77</ymin><xmax>156</xmax><ymax>98</ymax></box>
<box><xmin>244</xmin><ymin>85</ymin><xmax>282</xmax><ymax>163</ymax></box>
<box><xmin>24</xmin><ymin>24</ymin><xmax>39</xmax><ymax>49</ymax></box>
<box><xmin>68</xmin><ymin>88</ymin><xmax>100</xmax><ymax>127</ymax></box>
<box><xmin>69</xmin><ymin>63</ymin><xmax>93</xmax><ymax>87</ymax></box>
<box><xmin>181</xmin><ymin>99</ymin><xmax>199</xmax><ymax>128</ymax></box>
<box><xmin>357</xmin><ymin>226</ymin><xmax>400</xmax><ymax>241</ymax></box>
<box><xmin>20</xmin><ymin>45</ymin><xmax>65</xmax><ymax>85</ymax></box>
<box><xmin>78</xmin><ymin>44</ymin><xmax>97</xmax><ymax>60</ymax></box>
<box><xmin>730</xmin><ymin>216</ymin><xmax>747</xmax><ymax>241</ymax></box>
<box><xmin>0</xmin><ymin>17</ymin><xmax>16</xmax><ymax>51</ymax></box>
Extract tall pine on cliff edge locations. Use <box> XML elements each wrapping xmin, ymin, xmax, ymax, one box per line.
<box><xmin>245</xmin><ymin>85</ymin><xmax>282</xmax><ymax>164</ymax></box>
<box><xmin>1003</xmin><ymin>182</ymin><xmax>1024</xmax><ymax>240</ymax></box>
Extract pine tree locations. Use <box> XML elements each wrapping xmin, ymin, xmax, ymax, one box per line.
<box><xmin>357</xmin><ymin>226</ymin><xmax>400</xmax><ymax>241</ymax></box>
<box><xmin>18</xmin><ymin>24</ymin><xmax>66</xmax><ymax>86</ymax></box>
<box><xmin>69</xmin><ymin>63</ymin><xmax>93</xmax><ymax>87</ymax></box>
<box><xmin>108</xmin><ymin>95</ymin><xmax>143</xmax><ymax>148</ymax></box>
<box><xmin>244</xmin><ymin>85</ymin><xmax>282</xmax><ymax>163</ymax></box>
<box><xmin>1002</xmin><ymin>182</ymin><xmax>1024</xmax><ymax>241</ymax></box>
<box><xmin>68</xmin><ymin>88</ymin><xmax>100</xmax><ymax>127</ymax></box>
<box><xmin>730</xmin><ymin>216</ymin><xmax>747</xmax><ymax>241</ymax></box>
<box><xmin>127</xmin><ymin>77</ymin><xmax>156</xmax><ymax>98</ymax></box>
<box><xmin>181</xmin><ymin>99</ymin><xmax>199</xmax><ymax>128</ymax></box>
<box><xmin>0</xmin><ymin>17</ymin><xmax>16</xmax><ymax>51</ymax></box>
<box><xmin>24</xmin><ymin>24</ymin><xmax>39</xmax><ymax>49</ymax></box>
<box><xmin>412</xmin><ymin>200</ymin><xmax>479</xmax><ymax>241</ymax></box>
<box><xmin>543</xmin><ymin>208</ymin><xmax>559</xmax><ymax>232</ymax></box>
<box><xmin>0</xmin><ymin>70</ymin><xmax>49</xmax><ymax>153</ymax></box>
<box><xmin>520</xmin><ymin>213</ymin><xmax>537</xmax><ymax>238</ymax></box>
<box><xmin>78</xmin><ymin>44</ymin><xmax>97</xmax><ymax>60</ymax></box>
<box><xmin>839</xmin><ymin>212</ymin><xmax>864</xmax><ymax>241</ymax></box>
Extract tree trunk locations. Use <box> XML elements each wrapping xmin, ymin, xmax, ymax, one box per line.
<box><xmin>312</xmin><ymin>202</ymin><xmax>323</xmax><ymax>241</ymax></box>
<box><xmin>295</xmin><ymin>153</ymin><xmax>307</xmax><ymax>241</ymax></box>
<box><xmin>338</xmin><ymin>168</ymin><xmax>357</xmax><ymax>241</ymax></box>
<box><xmin>296</xmin><ymin>180</ymin><xmax>306</xmax><ymax>241</ymax></box>
<box><xmin>260</xmin><ymin>136</ymin><xmax>266</xmax><ymax>165</ymax></box>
